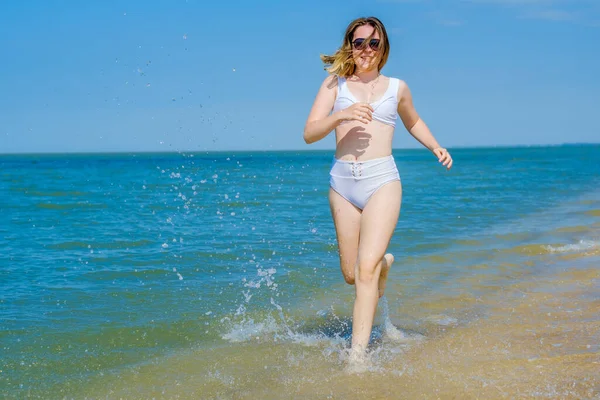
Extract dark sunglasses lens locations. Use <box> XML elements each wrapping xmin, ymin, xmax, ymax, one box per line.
<box><xmin>353</xmin><ymin>38</ymin><xmax>380</xmax><ymax>50</ymax></box>
<box><xmin>353</xmin><ymin>39</ymin><xmax>365</xmax><ymax>49</ymax></box>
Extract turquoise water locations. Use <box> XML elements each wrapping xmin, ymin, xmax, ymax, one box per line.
<box><xmin>1</xmin><ymin>145</ymin><xmax>599</xmax><ymax>397</ymax></box>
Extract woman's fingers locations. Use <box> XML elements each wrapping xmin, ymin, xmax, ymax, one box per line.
<box><xmin>433</xmin><ymin>148</ymin><xmax>453</xmax><ymax>170</ymax></box>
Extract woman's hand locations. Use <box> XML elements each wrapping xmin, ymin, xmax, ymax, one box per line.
<box><xmin>433</xmin><ymin>147</ymin><xmax>453</xmax><ymax>170</ymax></box>
<box><xmin>339</xmin><ymin>103</ymin><xmax>374</xmax><ymax>124</ymax></box>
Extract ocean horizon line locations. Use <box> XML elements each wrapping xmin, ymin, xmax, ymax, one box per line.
<box><xmin>1</xmin><ymin>142</ymin><xmax>599</xmax><ymax>157</ymax></box>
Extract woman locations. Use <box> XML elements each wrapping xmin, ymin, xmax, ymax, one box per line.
<box><xmin>303</xmin><ymin>16</ymin><xmax>453</xmax><ymax>361</ymax></box>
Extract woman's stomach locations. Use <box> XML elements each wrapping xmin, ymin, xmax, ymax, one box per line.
<box><xmin>334</xmin><ymin>119</ymin><xmax>395</xmax><ymax>161</ymax></box>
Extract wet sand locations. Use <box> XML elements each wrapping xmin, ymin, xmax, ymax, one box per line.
<box><xmin>77</xmin><ymin>259</ymin><xmax>599</xmax><ymax>399</ymax></box>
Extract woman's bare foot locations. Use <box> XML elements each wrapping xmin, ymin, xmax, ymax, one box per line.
<box><xmin>378</xmin><ymin>253</ymin><xmax>394</xmax><ymax>298</ymax></box>
<box><xmin>344</xmin><ymin>347</ymin><xmax>371</xmax><ymax>374</ymax></box>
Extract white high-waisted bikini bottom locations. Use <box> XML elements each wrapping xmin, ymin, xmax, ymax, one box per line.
<box><xmin>329</xmin><ymin>155</ymin><xmax>400</xmax><ymax>211</ymax></box>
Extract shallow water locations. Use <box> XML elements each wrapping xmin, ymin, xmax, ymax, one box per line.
<box><xmin>1</xmin><ymin>145</ymin><xmax>599</xmax><ymax>398</ymax></box>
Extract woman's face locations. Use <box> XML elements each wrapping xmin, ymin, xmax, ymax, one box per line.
<box><xmin>351</xmin><ymin>24</ymin><xmax>381</xmax><ymax>73</ymax></box>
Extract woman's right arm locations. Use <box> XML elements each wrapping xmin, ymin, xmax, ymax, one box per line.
<box><xmin>303</xmin><ymin>75</ymin><xmax>342</xmax><ymax>144</ymax></box>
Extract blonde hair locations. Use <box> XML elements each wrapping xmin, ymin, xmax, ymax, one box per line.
<box><xmin>320</xmin><ymin>17</ymin><xmax>390</xmax><ymax>78</ymax></box>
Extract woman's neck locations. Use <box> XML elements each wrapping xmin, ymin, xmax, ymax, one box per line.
<box><xmin>353</xmin><ymin>69</ymin><xmax>380</xmax><ymax>83</ymax></box>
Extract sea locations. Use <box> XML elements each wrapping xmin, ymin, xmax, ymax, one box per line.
<box><xmin>1</xmin><ymin>144</ymin><xmax>599</xmax><ymax>399</ymax></box>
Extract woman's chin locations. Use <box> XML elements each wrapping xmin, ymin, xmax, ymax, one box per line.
<box><xmin>357</xmin><ymin>64</ymin><xmax>376</xmax><ymax>73</ymax></box>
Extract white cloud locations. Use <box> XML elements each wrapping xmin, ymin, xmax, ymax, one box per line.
<box><xmin>376</xmin><ymin>0</ymin><xmax>424</xmax><ymax>3</ymax></box>
<box><xmin>464</xmin><ymin>0</ymin><xmax>591</xmax><ymax>4</ymax></box>
<box><xmin>463</xmin><ymin>0</ymin><xmax>598</xmax><ymax>25</ymax></box>
<box><xmin>379</xmin><ymin>0</ymin><xmax>598</xmax><ymax>26</ymax></box>
<box><xmin>428</xmin><ymin>10</ymin><xmax>464</xmax><ymax>26</ymax></box>
<box><xmin>518</xmin><ymin>8</ymin><xmax>578</xmax><ymax>20</ymax></box>
<box><xmin>465</xmin><ymin>0</ymin><xmax>549</xmax><ymax>3</ymax></box>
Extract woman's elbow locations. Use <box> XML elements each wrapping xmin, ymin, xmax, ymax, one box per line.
<box><xmin>303</xmin><ymin>126</ymin><xmax>314</xmax><ymax>144</ymax></box>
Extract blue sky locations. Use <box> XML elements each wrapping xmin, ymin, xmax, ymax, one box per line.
<box><xmin>0</xmin><ymin>0</ymin><xmax>598</xmax><ymax>153</ymax></box>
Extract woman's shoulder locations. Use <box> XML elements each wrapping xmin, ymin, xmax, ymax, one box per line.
<box><xmin>320</xmin><ymin>74</ymin><xmax>340</xmax><ymax>90</ymax></box>
<box><xmin>383</xmin><ymin>74</ymin><xmax>407</xmax><ymax>86</ymax></box>
<box><xmin>383</xmin><ymin>75</ymin><xmax>410</xmax><ymax>98</ymax></box>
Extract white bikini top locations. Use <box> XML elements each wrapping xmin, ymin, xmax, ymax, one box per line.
<box><xmin>333</xmin><ymin>76</ymin><xmax>400</xmax><ymax>127</ymax></box>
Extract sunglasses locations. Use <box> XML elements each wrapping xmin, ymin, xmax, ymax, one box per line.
<box><xmin>352</xmin><ymin>38</ymin><xmax>381</xmax><ymax>51</ymax></box>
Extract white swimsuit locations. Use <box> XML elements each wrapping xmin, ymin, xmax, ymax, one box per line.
<box><xmin>329</xmin><ymin>76</ymin><xmax>401</xmax><ymax>210</ymax></box>
<box><xmin>329</xmin><ymin>155</ymin><xmax>400</xmax><ymax>210</ymax></box>
<box><xmin>332</xmin><ymin>76</ymin><xmax>400</xmax><ymax>127</ymax></box>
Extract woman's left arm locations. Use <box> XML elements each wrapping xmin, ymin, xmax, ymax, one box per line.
<box><xmin>397</xmin><ymin>80</ymin><xmax>453</xmax><ymax>170</ymax></box>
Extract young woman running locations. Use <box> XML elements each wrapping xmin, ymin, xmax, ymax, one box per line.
<box><xmin>303</xmin><ymin>16</ymin><xmax>453</xmax><ymax>362</ymax></box>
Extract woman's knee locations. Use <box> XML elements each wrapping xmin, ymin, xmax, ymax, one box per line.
<box><xmin>340</xmin><ymin>261</ymin><xmax>356</xmax><ymax>285</ymax></box>
<box><xmin>356</xmin><ymin>256</ymin><xmax>380</xmax><ymax>284</ymax></box>
<box><xmin>343</xmin><ymin>274</ymin><xmax>355</xmax><ymax>285</ymax></box>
